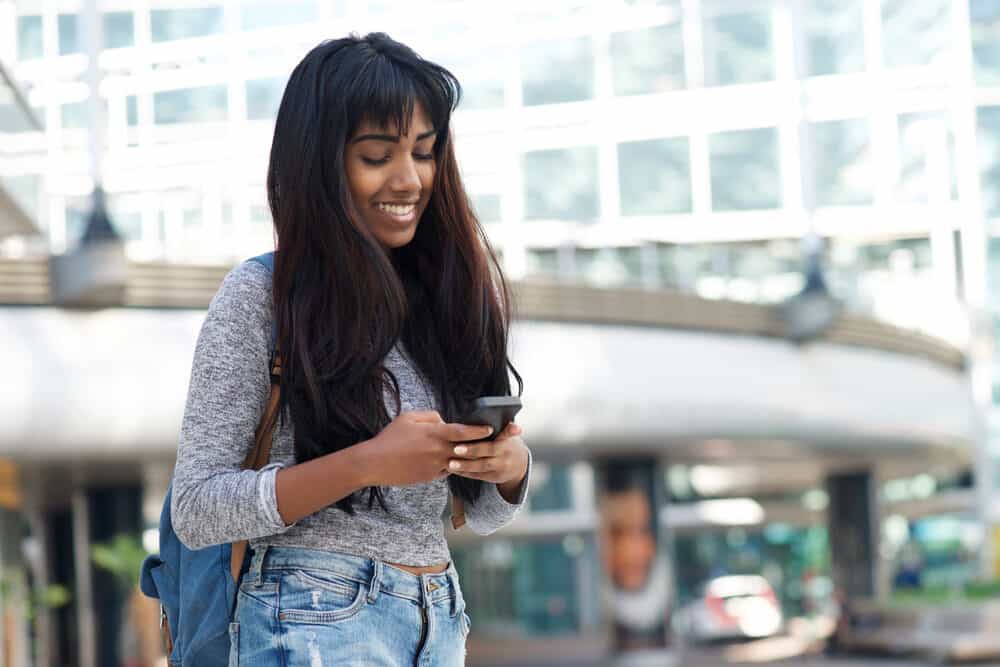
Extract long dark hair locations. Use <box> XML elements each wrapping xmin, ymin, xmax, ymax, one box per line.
<box><xmin>266</xmin><ymin>33</ymin><xmax>521</xmax><ymax>515</ymax></box>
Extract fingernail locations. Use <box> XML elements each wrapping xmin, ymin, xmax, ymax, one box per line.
<box><xmin>449</xmin><ymin>460</ymin><xmax>460</xmax><ymax>470</ymax></box>
<box><xmin>454</xmin><ymin>446</ymin><xmax>467</xmax><ymax>456</ymax></box>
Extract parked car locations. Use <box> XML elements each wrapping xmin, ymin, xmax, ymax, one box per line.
<box><xmin>676</xmin><ymin>575</ymin><xmax>784</xmax><ymax>642</ymax></box>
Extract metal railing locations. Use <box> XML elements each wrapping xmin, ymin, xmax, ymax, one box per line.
<box><xmin>0</xmin><ymin>257</ymin><xmax>966</xmax><ymax>370</ymax></box>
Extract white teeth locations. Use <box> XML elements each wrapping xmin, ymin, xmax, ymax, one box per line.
<box><xmin>376</xmin><ymin>203</ymin><xmax>416</xmax><ymax>216</ymax></box>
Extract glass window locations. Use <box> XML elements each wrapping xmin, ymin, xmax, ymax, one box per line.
<box><xmin>704</xmin><ymin>11</ymin><xmax>774</xmax><ymax>86</ymax></box>
<box><xmin>444</xmin><ymin>54</ymin><xmax>504</xmax><ymax>111</ymax></box>
<box><xmin>709</xmin><ymin>128</ymin><xmax>781</xmax><ymax>210</ymax></box>
<box><xmin>897</xmin><ymin>111</ymin><xmax>957</xmax><ymax>203</ymax></box>
<box><xmin>151</xmin><ymin>7</ymin><xmax>224</xmax><ymax>42</ymax></box>
<box><xmin>3</xmin><ymin>174</ymin><xmax>42</xmax><ymax>223</ymax></box>
<box><xmin>17</xmin><ymin>16</ymin><xmax>43</xmax><ymax>60</ymax></box>
<box><xmin>972</xmin><ymin>0</ymin><xmax>1000</xmax><ymax>85</ymax></box>
<box><xmin>576</xmin><ymin>247</ymin><xmax>643</xmax><ymax>287</ymax></box>
<box><xmin>529</xmin><ymin>463</ymin><xmax>574</xmax><ymax>512</ymax></box>
<box><xmin>526</xmin><ymin>248</ymin><xmax>560</xmax><ymax>279</ymax></box>
<box><xmin>523</xmin><ymin>147</ymin><xmax>599</xmax><ymax>221</ymax></box>
<box><xmin>66</xmin><ymin>202</ymin><xmax>89</xmax><ymax>247</ymax></box>
<box><xmin>241</xmin><ymin>1</ymin><xmax>318</xmax><ymax>30</ymax></box>
<box><xmin>610</xmin><ymin>23</ymin><xmax>684</xmax><ymax>96</ymax></box>
<box><xmin>58</xmin><ymin>14</ymin><xmax>80</xmax><ymax>55</ymax></box>
<box><xmin>154</xmin><ymin>85</ymin><xmax>228</xmax><ymax>124</ymax></box>
<box><xmin>452</xmin><ymin>538</ymin><xmax>587</xmax><ymax>637</ymax></box>
<box><xmin>471</xmin><ymin>194</ymin><xmax>501</xmax><ymax>224</ymax></box>
<box><xmin>61</xmin><ymin>101</ymin><xmax>88</xmax><ymax>129</ymax></box>
<box><xmin>980</xmin><ymin>106</ymin><xmax>1000</xmax><ymax>219</ymax></box>
<box><xmin>522</xmin><ymin>37</ymin><xmax>594</xmax><ymax>106</ymax></box>
<box><xmin>618</xmin><ymin>137</ymin><xmax>691</xmax><ymax>216</ymax></box>
<box><xmin>881</xmin><ymin>0</ymin><xmax>951</xmax><ymax>68</ymax></box>
<box><xmin>246</xmin><ymin>77</ymin><xmax>285</xmax><ymax>121</ymax></box>
<box><xmin>805</xmin><ymin>0</ymin><xmax>864</xmax><ymax>76</ymax></box>
<box><xmin>103</xmin><ymin>12</ymin><xmax>134</xmax><ymax>49</ymax></box>
<box><xmin>126</xmin><ymin>95</ymin><xmax>138</xmax><ymax>126</ymax></box>
<box><xmin>813</xmin><ymin>118</ymin><xmax>873</xmax><ymax>206</ymax></box>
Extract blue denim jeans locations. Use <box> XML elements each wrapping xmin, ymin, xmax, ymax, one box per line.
<box><xmin>231</xmin><ymin>546</ymin><xmax>471</xmax><ymax>666</ymax></box>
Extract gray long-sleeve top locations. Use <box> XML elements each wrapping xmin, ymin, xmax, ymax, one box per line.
<box><xmin>170</xmin><ymin>260</ymin><xmax>530</xmax><ymax>566</ymax></box>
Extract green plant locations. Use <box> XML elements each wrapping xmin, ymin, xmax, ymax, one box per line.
<box><xmin>91</xmin><ymin>533</ymin><xmax>148</xmax><ymax>592</ymax></box>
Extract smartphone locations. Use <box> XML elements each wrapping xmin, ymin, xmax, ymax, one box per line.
<box><xmin>457</xmin><ymin>396</ymin><xmax>522</xmax><ymax>443</ymax></box>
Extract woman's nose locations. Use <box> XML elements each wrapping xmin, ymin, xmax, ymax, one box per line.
<box><xmin>389</xmin><ymin>157</ymin><xmax>422</xmax><ymax>193</ymax></box>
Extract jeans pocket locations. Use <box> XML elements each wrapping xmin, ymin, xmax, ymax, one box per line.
<box><xmin>227</xmin><ymin>622</ymin><xmax>239</xmax><ymax>667</ymax></box>
<box><xmin>277</xmin><ymin>569</ymin><xmax>368</xmax><ymax>624</ymax></box>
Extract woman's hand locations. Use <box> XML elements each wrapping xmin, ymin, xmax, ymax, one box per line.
<box><xmin>447</xmin><ymin>423</ymin><xmax>529</xmax><ymax>492</ymax></box>
<box><xmin>362</xmin><ymin>411</ymin><xmax>493</xmax><ymax>487</ymax></box>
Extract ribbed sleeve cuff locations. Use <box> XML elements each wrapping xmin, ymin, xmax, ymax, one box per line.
<box><xmin>259</xmin><ymin>463</ymin><xmax>297</xmax><ymax>531</ymax></box>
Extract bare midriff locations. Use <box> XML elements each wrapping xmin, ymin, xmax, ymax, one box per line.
<box><xmin>386</xmin><ymin>561</ymin><xmax>449</xmax><ymax>576</ymax></box>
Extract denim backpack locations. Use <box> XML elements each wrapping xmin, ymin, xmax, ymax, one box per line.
<box><xmin>139</xmin><ymin>252</ymin><xmax>279</xmax><ymax>665</ymax></box>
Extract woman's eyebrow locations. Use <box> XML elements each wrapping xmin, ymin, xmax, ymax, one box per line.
<box><xmin>351</xmin><ymin>129</ymin><xmax>438</xmax><ymax>144</ymax></box>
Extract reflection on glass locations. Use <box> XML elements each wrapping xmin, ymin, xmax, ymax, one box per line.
<box><xmin>881</xmin><ymin>0</ymin><xmax>951</xmax><ymax>68</ymax></box>
<box><xmin>151</xmin><ymin>7</ymin><xmax>225</xmax><ymax>43</ymax></box>
<box><xmin>658</xmin><ymin>241</ymin><xmax>802</xmax><ymax>303</ymax></box>
<box><xmin>704</xmin><ymin>11</ymin><xmax>774</xmax><ymax>86</ymax></box>
<box><xmin>618</xmin><ymin>137</ymin><xmax>691</xmax><ymax>216</ymax></box>
<box><xmin>805</xmin><ymin>0</ymin><xmax>864</xmax><ymax>76</ymax></box>
<box><xmin>528</xmin><ymin>463</ymin><xmax>574</xmax><ymax>512</ymax></box>
<box><xmin>977</xmin><ymin>106</ymin><xmax>1000</xmax><ymax>218</ymax></box>
<box><xmin>108</xmin><ymin>195</ymin><xmax>143</xmax><ymax>241</ymax></box>
<box><xmin>3</xmin><ymin>174</ymin><xmax>42</xmax><ymax>223</ymax></box>
<box><xmin>610</xmin><ymin>24</ymin><xmax>685</xmax><ymax>96</ymax></box>
<box><xmin>576</xmin><ymin>247</ymin><xmax>643</xmax><ymax>287</ymax></box>
<box><xmin>972</xmin><ymin>0</ymin><xmax>1000</xmax><ymax>85</ymax></box>
<box><xmin>525</xmin><ymin>248</ymin><xmax>560</xmax><ymax>280</ymax></box>
<box><xmin>452</xmin><ymin>537</ymin><xmax>587</xmax><ymax>637</ymax></box>
<box><xmin>443</xmin><ymin>53</ymin><xmax>505</xmax><ymax>110</ymax></box>
<box><xmin>897</xmin><ymin>111</ymin><xmax>957</xmax><ymax>203</ymax></box>
<box><xmin>471</xmin><ymin>194</ymin><xmax>501</xmax><ymax>224</ymax></box>
<box><xmin>154</xmin><ymin>86</ymin><xmax>228</xmax><ymax>125</ymax></box>
<box><xmin>522</xmin><ymin>37</ymin><xmax>594</xmax><ymax>106</ymax></box>
<box><xmin>813</xmin><ymin>118</ymin><xmax>872</xmax><ymax>206</ymax></box>
<box><xmin>104</xmin><ymin>12</ymin><xmax>134</xmax><ymax>49</ymax></box>
<box><xmin>241</xmin><ymin>1</ymin><xmax>318</xmax><ymax>30</ymax></box>
<box><xmin>246</xmin><ymin>77</ymin><xmax>285</xmax><ymax>121</ymax></box>
<box><xmin>61</xmin><ymin>101</ymin><xmax>88</xmax><ymax>130</ymax></box>
<box><xmin>523</xmin><ymin>147</ymin><xmax>599</xmax><ymax>221</ymax></box>
<box><xmin>17</xmin><ymin>16</ymin><xmax>43</xmax><ymax>60</ymax></box>
<box><xmin>709</xmin><ymin>128</ymin><xmax>781</xmax><ymax>211</ymax></box>
<box><xmin>126</xmin><ymin>96</ymin><xmax>138</xmax><ymax>126</ymax></box>
<box><xmin>58</xmin><ymin>14</ymin><xmax>80</xmax><ymax>55</ymax></box>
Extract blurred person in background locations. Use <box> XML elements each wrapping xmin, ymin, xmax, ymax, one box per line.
<box><xmin>169</xmin><ymin>33</ymin><xmax>531</xmax><ymax>665</ymax></box>
<box><xmin>598</xmin><ymin>465</ymin><xmax>671</xmax><ymax>654</ymax></box>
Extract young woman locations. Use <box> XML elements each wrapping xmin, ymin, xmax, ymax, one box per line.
<box><xmin>170</xmin><ymin>33</ymin><xmax>531</xmax><ymax>665</ymax></box>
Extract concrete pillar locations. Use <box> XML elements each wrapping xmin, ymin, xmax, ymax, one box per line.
<box><xmin>595</xmin><ymin>457</ymin><xmax>674</xmax><ymax>660</ymax></box>
<box><xmin>826</xmin><ymin>470</ymin><xmax>880</xmax><ymax>600</ymax></box>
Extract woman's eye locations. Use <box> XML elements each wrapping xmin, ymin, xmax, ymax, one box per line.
<box><xmin>413</xmin><ymin>153</ymin><xmax>434</xmax><ymax>162</ymax></box>
<box><xmin>361</xmin><ymin>156</ymin><xmax>390</xmax><ymax>166</ymax></box>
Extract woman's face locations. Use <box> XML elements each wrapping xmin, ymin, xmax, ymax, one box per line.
<box><xmin>344</xmin><ymin>102</ymin><xmax>437</xmax><ymax>249</ymax></box>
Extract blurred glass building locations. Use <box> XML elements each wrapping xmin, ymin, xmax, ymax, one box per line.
<box><xmin>0</xmin><ymin>0</ymin><xmax>995</xmax><ymax>665</ymax></box>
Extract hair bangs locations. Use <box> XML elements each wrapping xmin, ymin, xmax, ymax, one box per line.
<box><xmin>345</xmin><ymin>48</ymin><xmax>459</xmax><ymax>145</ymax></box>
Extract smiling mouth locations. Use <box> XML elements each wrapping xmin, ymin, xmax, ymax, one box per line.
<box><xmin>375</xmin><ymin>202</ymin><xmax>417</xmax><ymax>216</ymax></box>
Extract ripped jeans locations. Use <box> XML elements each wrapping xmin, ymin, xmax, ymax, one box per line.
<box><xmin>231</xmin><ymin>546</ymin><xmax>471</xmax><ymax>666</ymax></box>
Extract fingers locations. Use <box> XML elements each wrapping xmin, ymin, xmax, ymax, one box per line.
<box><xmin>450</xmin><ymin>441</ymin><xmax>494</xmax><ymax>460</ymax></box>
<box><xmin>496</xmin><ymin>422</ymin><xmax>522</xmax><ymax>438</ymax></box>
<box><xmin>433</xmin><ymin>422</ymin><xmax>493</xmax><ymax>443</ymax></box>
<box><xmin>448</xmin><ymin>456</ymin><xmax>499</xmax><ymax>476</ymax></box>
